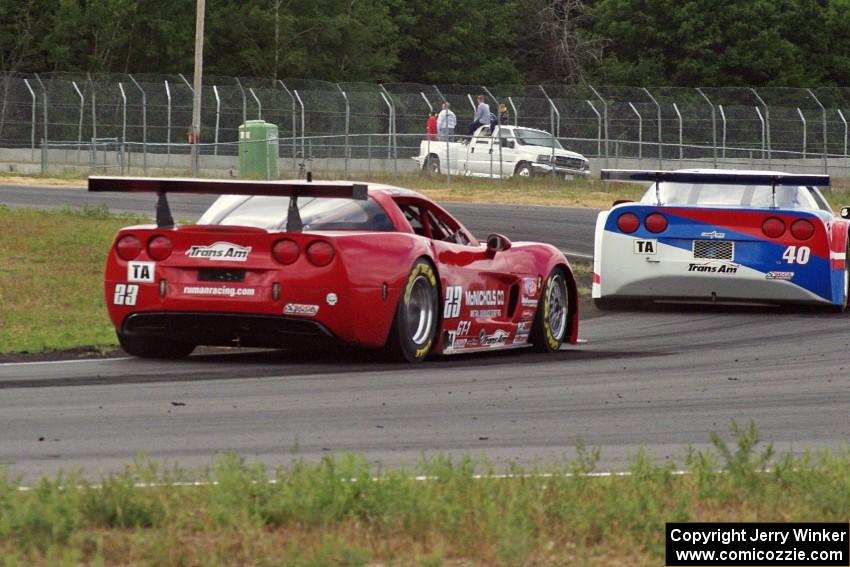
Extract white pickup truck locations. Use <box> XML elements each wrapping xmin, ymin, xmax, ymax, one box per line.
<box><xmin>413</xmin><ymin>125</ymin><xmax>591</xmax><ymax>178</ymax></box>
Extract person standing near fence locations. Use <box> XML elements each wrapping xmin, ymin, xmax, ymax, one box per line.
<box><xmin>437</xmin><ymin>102</ymin><xmax>456</xmax><ymax>141</ymax></box>
<box><xmin>467</xmin><ymin>95</ymin><xmax>490</xmax><ymax>137</ymax></box>
<box><xmin>426</xmin><ymin>112</ymin><xmax>437</xmax><ymax>140</ymax></box>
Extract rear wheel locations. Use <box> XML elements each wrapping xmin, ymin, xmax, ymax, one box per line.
<box><xmin>515</xmin><ymin>162</ymin><xmax>533</xmax><ymax>177</ymax></box>
<box><xmin>531</xmin><ymin>267</ymin><xmax>569</xmax><ymax>352</ymax></box>
<box><xmin>425</xmin><ymin>155</ymin><xmax>440</xmax><ymax>175</ymax></box>
<box><xmin>118</xmin><ymin>332</ymin><xmax>195</xmax><ymax>359</ymax></box>
<box><xmin>385</xmin><ymin>259</ymin><xmax>439</xmax><ymax>362</ymax></box>
<box><xmin>835</xmin><ymin>240</ymin><xmax>850</xmax><ymax>312</ymax></box>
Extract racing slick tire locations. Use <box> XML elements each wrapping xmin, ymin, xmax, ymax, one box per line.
<box><xmin>424</xmin><ymin>155</ymin><xmax>440</xmax><ymax>175</ymax></box>
<box><xmin>118</xmin><ymin>332</ymin><xmax>195</xmax><ymax>359</ymax></box>
<box><xmin>514</xmin><ymin>161</ymin><xmax>533</xmax><ymax>178</ymax></box>
<box><xmin>531</xmin><ymin>266</ymin><xmax>569</xmax><ymax>352</ymax></box>
<box><xmin>385</xmin><ymin>259</ymin><xmax>439</xmax><ymax>362</ymax></box>
<box><xmin>834</xmin><ymin>240</ymin><xmax>850</xmax><ymax>312</ymax></box>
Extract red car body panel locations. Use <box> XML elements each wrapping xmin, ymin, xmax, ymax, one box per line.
<box><xmin>101</xmin><ymin>181</ymin><xmax>578</xmax><ymax>355</ymax></box>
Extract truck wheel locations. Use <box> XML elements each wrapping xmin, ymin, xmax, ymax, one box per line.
<box><xmin>425</xmin><ymin>155</ymin><xmax>440</xmax><ymax>175</ymax></box>
<box><xmin>515</xmin><ymin>162</ymin><xmax>533</xmax><ymax>177</ymax></box>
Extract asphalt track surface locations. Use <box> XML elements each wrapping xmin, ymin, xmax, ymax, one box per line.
<box><xmin>2</xmin><ymin>183</ymin><xmax>850</xmax><ymax>479</ymax></box>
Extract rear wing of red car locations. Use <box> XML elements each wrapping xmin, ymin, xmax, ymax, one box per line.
<box><xmin>601</xmin><ymin>169</ymin><xmax>830</xmax><ymax>208</ymax></box>
<box><xmin>88</xmin><ymin>176</ymin><xmax>368</xmax><ymax>230</ymax></box>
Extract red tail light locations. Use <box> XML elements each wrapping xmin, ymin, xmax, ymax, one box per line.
<box><xmin>616</xmin><ymin>213</ymin><xmax>640</xmax><ymax>233</ymax></box>
<box><xmin>306</xmin><ymin>240</ymin><xmax>335</xmax><ymax>266</ymax></box>
<box><xmin>147</xmin><ymin>235</ymin><xmax>173</xmax><ymax>260</ymax></box>
<box><xmin>272</xmin><ymin>239</ymin><xmax>300</xmax><ymax>265</ymax></box>
<box><xmin>116</xmin><ymin>235</ymin><xmax>142</xmax><ymax>261</ymax></box>
<box><xmin>790</xmin><ymin>219</ymin><xmax>814</xmax><ymax>240</ymax></box>
<box><xmin>762</xmin><ymin>217</ymin><xmax>786</xmax><ymax>238</ymax></box>
<box><xmin>644</xmin><ymin>213</ymin><xmax>668</xmax><ymax>233</ymax></box>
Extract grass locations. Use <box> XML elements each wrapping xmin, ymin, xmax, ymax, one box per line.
<box><xmin>0</xmin><ymin>205</ymin><xmax>146</xmax><ymax>354</ymax></box>
<box><xmin>0</xmin><ymin>422</ymin><xmax>848</xmax><ymax>565</ymax></box>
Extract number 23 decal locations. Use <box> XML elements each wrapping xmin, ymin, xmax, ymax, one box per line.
<box><xmin>782</xmin><ymin>246</ymin><xmax>810</xmax><ymax>265</ymax></box>
<box><xmin>443</xmin><ymin>285</ymin><xmax>462</xmax><ymax>318</ymax></box>
<box><xmin>114</xmin><ymin>283</ymin><xmax>139</xmax><ymax>306</ymax></box>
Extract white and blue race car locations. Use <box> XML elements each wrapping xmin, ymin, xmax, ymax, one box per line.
<box><xmin>592</xmin><ymin>169</ymin><xmax>850</xmax><ymax>310</ymax></box>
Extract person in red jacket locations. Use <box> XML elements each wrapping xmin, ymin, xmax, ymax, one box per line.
<box><xmin>426</xmin><ymin>112</ymin><xmax>437</xmax><ymax>140</ymax></box>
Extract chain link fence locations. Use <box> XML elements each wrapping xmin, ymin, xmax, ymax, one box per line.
<box><xmin>2</xmin><ymin>72</ymin><xmax>850</xmax><ymax>180</ymax></box>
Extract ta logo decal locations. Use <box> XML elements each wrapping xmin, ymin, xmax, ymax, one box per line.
<box><xmin>127</xmin><ymin>261</ymin><xmax>155</xmax><ymax>283</ymax></box>
<box><xmin>633</xmin><ymin>239</ymin><xmax>657</xmax><ymax>255</ymax></box>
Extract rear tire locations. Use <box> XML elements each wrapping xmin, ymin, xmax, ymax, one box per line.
<box><xmin>118</xmin><ymin>332</ymin><xmax>195</xmax><ymax>359</ymax></box>
<box><xmin>531</xmin><ymin>267</ymin><xmax>569</xmax><ymax>352</ymax></box>
<box><xmin>385</xmin><ymin>259</ymin><xmax>439</xmax><ymax>362</ymax></box>
<box><xmin>425</xmin><ymin>155</ymin><xmax>440</xmax><ymax>175</ymax></box>
<box><xmin>515</xmin><ymin>162</ymin><xmax>533</xmax><ymax>177</ymax></box>
<box><xmin>835</xmin><ymin>240</ymin><xmax>850</xmax><ymax>312</ymax></box>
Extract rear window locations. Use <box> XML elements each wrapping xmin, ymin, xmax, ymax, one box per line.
<box><xmin>197</xmin><ymin>195</ymin><xmax>395</xmax><ymax>231</ymax></box>
<box><xmin>641</xmin><ymin>183</ymin><xmax>819</xmax><ymax>210</ymax></box>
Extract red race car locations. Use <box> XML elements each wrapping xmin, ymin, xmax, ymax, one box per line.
<box><xmin>89</xmin><ymin>177</ymin><xmax>579</xmax><ymax>362</ymax></box>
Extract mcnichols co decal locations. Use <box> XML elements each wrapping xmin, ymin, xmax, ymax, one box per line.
<box><xmin>185</xmin><ymin>242</ymin><xmax>252</xmax><ymax>261</ymax></box>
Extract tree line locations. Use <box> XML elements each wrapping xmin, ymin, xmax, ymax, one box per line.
<box><xmin>2</xmin><ymin>0</ymin><xmax>849</xmax><ymax>87</ymax></box>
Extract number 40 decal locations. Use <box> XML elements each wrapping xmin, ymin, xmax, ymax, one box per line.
<box><xmin>782</xmin><ymin>246</ymin><xmax>810</xmax><ymax>265</ymax></box>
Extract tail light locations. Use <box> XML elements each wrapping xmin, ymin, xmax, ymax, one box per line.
<box><xmin>644</xmin><ymin>213</ymin><xmax>668</xmax><ymax>233</ymax></box>
<box><xmin>762</xmin><ymin>217</ymin><xmax>786</xmax><ymax>238</ymax></box>
<box><xmin>306</xmin><ymin>240</ymin><xmax>335</xmax><ymax>266</ymax></box>
<box><xmin>272</xmin><ymin>239</ymin><xmax>300</xmax><ymax>265</ymax></box>
<box><xmin>616</xmin><ymin>212</ymin><xmax>640</xmax><ymax>234</ymax></box>
<box><xmin>147</xmin><ymin>235</ymin><xmax>173</xmax><ymax>260</ymax></box>
<box><xmin>116</xmin><ymin>235</ymin><xmax>142</xmax><ymax>261</ymax></box>
<box><xmin>790</xmin><ymin>219</ymin><xmax>814</xmax><ymax>240</ymax></box>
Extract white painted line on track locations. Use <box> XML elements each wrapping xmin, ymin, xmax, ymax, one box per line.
<box><xmin>0</xmin><ymin>357</ymin><xmax>132</xmax><ymax>367</ymax></box>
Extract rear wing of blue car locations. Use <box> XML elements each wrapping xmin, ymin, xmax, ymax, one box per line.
<box><xmin>88</xmin><ymin>176</ymin><xmax>368</xmax><ymax>230</ymax></box>
<box><xmin>601</xmin><ymin>170</ymin><xmax>830</xmax><ymax>187</ymax></box>
<box><xmin>601</xmin><ymin>169</ymin><xmax>830</xmax><ymax>208</ymax></box>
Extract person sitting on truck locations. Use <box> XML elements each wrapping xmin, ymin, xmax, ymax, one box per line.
<box><xmin>467</xmin><ymin>95</ymin><xmax>490</xmax><ymax>137</ymax></box>
<box><xmin>436</xmin><ymin>102</ymin><xmax>456</xmax><ymax>141</ymax></box>
<box><xmin>426</xmin><ymin>112</ymin><xmax>437</xmax><ymax>140</ymax></box>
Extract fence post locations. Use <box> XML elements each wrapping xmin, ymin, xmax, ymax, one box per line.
<box><xmin>507</xmin><ymin>96</ymin><xmax>518</xmax><ymax>126</ymax></box>
<box><xmin>40</xmin><ymin>137</ymin><xmax>46</xmax><ymax>174</ymax></box>
<box><xmin>88</xmin><ymin>73</ymin><xmax>97</xmax><ymax>140</ymax></box>
<box><xmin>293</xmin><ymin>89</ymin><xmax>306</xmax><ymax>178</ymax></box>
<box><xmin>719</xmin><ymin>104</ymin><xmax>727</xmax><ymax>159</ymax></box>
<box><xmin>797</xmin><ymin>108</ymin><xmax>807</xmax><ymax>160</ymax></box>
<box><xmin>277</xmin><ymin>80</ymin><xmax>298</xmax><ymax>174</ymax></box>
<box><xmin>118</xmin><ymin>82</ymin><xmax>127</xmax><ymax>173</ymax></box>
<box><xmin>642</xmin><ymin>87</ymin><xmax>662</xmax><ymax>168</ymax></box>
<box><xmin>420</xmin><ymin>92</ymin><xmax>433</xmax><ymax>113</ymax></box>
<box><xmin>754</xmin><ymin>106</ymin><xmax>766</xmax><ymax>162</ymax></box>
<box><xmin>33</xmin><ymin>74</ymin><xmax>48</xmax><ymax>157</ymax></box>
<box><xmin>750</xmin><ymin>88</ymin><xmax>771</xmax><ymax>167</ymax></box>
<box><xmin>249</xmin><ymin>87</ymin><xmax>262</xmax><ymax>120</ymax></box>
<box><xmin>838</xmin><ymin>109</ymin><xmax>849</xmax><ymax>177</ymax></box>
<box><xmin>69</xmin><ymin>81</ymin><xmax>84</xmax><ymax>165</ymax></box>
<box><xmin>539</xmin><ymin>86</ymin><xmax>560</xmax><ymax>138</ymax></box>
<box><xmin>379</xmin><ymin>90</ymin><xmax>394</xmax><ymax>171</ymax></box>
<box><xmin>673</xmin><ymin>102</ymin><xmax>683</xmax><ymax>161</ymax></box>
<box><xmin>23</xmin><ymin>79</ymin><xmax>36</xmax><ymax>161</ymax></box>
<box><xmin>586</xmin><ymin>100</ymin><xmax>602</xmax><ymax>163</ymax></box>
<box><xmin>379</xmin><ymin>84</ymin><xmax>398</xmax><ymax>175</ymax></box>
<box><xmin>128</xmin><ymin>74</ymin><xmax>147</xmax><ymax>174</ymax></box>
<box><xmin>696</xmin><ymin>88</ymin><xmax>717</xmax><ymax>168</ymax></box>
<box><xmin>212</xmin><ymin>85</ymin><xmax>220</xmax><ymax>156</ymax></box>
<box><xmin>628</xmin><ymin>102</ymin><xmax>642</xmax><ymax>167</ymax></box>
<box><xmin>336</xmin><ymin>84</ymin><xmax>351</xmax><ymax>178</ymax></box>
<box><xmin>807</xmin><ymin>89</ymin><xmax>828</xmax><ymax>174</ymax></box>
<box><xmin>588</xmin><ymin>85</ymin><xmax>609</xmax><ymax>167</ymax></box>
<box><xmin>164</xmin><ymin>80</ymin><xmax>171</xmax><ymax>159</ymax></box>
<box><xmin>234</xmin><ymin>77</ymin><xmax>247</xmax><ymax>124</ymax></box>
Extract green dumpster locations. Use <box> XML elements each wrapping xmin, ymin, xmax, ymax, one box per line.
<box><xmin>238</xmin><ymin>120</ymin><xmax>279</xmax><ymax>178</ymax></box>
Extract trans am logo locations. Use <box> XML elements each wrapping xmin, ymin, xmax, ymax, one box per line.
<box><xmin>186</xmin><ymin>242</ymin><xmax>252</xmax><ymax>261</ymax></box>
<box><xmin>479</xmin><ymin>328</ymin><xmax>510</xmax><ymax>346</ymax></box>
<box><xmin>688</xmin><ymin>261</ymin><xmax>739</xmax><ymax>274</ymax></box>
